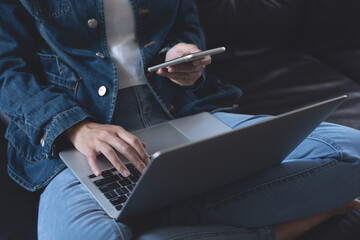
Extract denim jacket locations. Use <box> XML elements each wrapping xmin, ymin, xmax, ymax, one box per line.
<box><xmin>0</xmin><ymin>0</ymin><xmax>242</xmax><ymax>191</ymax></box>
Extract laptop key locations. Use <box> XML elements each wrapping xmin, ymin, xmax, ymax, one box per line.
<box><xmin>110</xmin><ymin>168</ymin><xmax>117</xmax><ymax>172</ymax></box>
<box><xmin>115</xmin><ymin>188</ymin><xmax>126</xmax><ymax>196</ymax></box>
<box><xmin>88</xmin><ymin>174</ymin><xmax>96</xmax><ymax>179</ymax></box>
<box><xmin>121</xmin><ymin>187</ymin><xmax>129</xmax><ymax>194</ymax></box>
<box><xmin>118</xmin><ymin>174</ymin><xmax>126</xmax><ymax>180</ymax></box>
<box><xmin>99</xmin><ymin>182</ymin><xmax>120</xmax><ymax>193</ymax></box>
<box><xmin>101</xmin><ymin>170</ymin><xmax>113</xmax><ymax>177</ymax></box>
<box><xmin>110</xmin><ymin>196</ymin><xmax>128</xmax><ymax>206</ymax></box>
<box><xmin>125</xmin><ymin>163</ymin><xmax>135</xmax><ymax>170</ymax></box>
<box><xmin>129</xmin><ymin>168</ymin><xmax>140</xmax><ymax>176</ymax></box>
<box><xmin>118</xmin><ymin>179</ymin><xmax>132</xmax><ymax>187</ymax></box>
<box><xmin>129</xmin><ymin>175</ymin><xmax>139</xmax><ymax>183</ymax></box>
<box><xmin>104</xmin><ymin>191</ymin><xmax>118</xmax><ymax>199</ymax></box>
<box><xmin>127</xmin><ymin>184</ymin><xmax>135</xmax><ymax>192</ymax></box>
<box><xmin>94</xmin><ymin>175</ymin><xmax>120</xmax><ymax>187</ymax></box>
<box><xmin>115</xmin><ymin>205</ymin><xmax>123</xmax><ymax>211</ymax></box>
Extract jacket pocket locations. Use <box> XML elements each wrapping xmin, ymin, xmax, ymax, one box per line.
<box><xmin>36</xmin><ymin>53</ymin><xmax>80</xmax><ymax>95</ymax></box>
<box><xmin>5</xmin><ymin>122</ymin><xmax>45</xmax><ymax>163</ymax></box>
<box><xmin>33</xmin><ymin>0</ymin><xmax>72</xmax><ymax>19</ymax></box>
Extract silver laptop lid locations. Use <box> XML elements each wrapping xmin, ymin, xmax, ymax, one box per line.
<box><xmin>118</xmin><ymin>95</ymin><xmax>347</xmax><ymax>220</ymax></box>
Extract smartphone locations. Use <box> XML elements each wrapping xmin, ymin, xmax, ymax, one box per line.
<box><xmin>147</xmin><ymin>47</ymin><xmax>226</xmax><ymax>72</ymax></box>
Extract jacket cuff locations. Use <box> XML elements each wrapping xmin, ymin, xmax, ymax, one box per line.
<box><xmin>40</xmin><ymin>106</ymin><xmax>94</xmax><ymax>158</ymax></box>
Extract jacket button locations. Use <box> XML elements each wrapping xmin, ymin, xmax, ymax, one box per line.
<box><xmin>96</xmin><ymin>52</ymin><xmax>105</xmax><ymax>59</ymax></box>
<box><xmin>87</xmin><ymin>19</ymin><xmax>98</xmax><ymax>28</ymax></box>
<box><xmin>40</xmin><ymin>138</ymin><xmax>45</xmax><ymax>147</ymax></box>
<box><xmin>98</xmin><ymin>86</ymin><xmax>107</xmax><ymax>96</ymax></box>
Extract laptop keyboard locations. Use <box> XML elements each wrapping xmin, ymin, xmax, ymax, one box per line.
<box><xmin>88</xmin><ymin>163</ymin><xmax>141</xmax><ymax>211</ymax></box>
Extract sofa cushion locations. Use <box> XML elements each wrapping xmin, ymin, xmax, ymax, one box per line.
<box><xmin>206</xmin><ymin>50</ymin><xmax>360</xmax><ymax>130</ymax></box>
<box><xmin>300</xmin><ymin>0</ymin><xmax>360</xmax><ymax>55</ymax></box>
<box><xmin>196</xmin><ymin>0</ymin><xmax>304</xmax><ymax>56</ymax></box>
<box><xmin>0</xmin><ymin>121</ymin><xmax>39</xmax><ymax>240</ymax></box>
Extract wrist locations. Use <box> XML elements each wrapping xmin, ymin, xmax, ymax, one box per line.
<box><xmin>66</xmin><ymin>120</ymin><xmax>92</xmax><ymax>144</ymax></box>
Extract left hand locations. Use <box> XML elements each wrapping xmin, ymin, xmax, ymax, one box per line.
<box><xmin>156</xmin><ymin>43</ymin><xmax>212</xmax><ymax>86</ymax></box>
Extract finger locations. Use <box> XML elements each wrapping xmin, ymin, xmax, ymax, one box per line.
<box><xmin>158</xmin><ymin>69</ymin><xmax>200</xmax><ymax>80</ymax></box>
<box><xmin>118</xmin><ymin>141</ymin><xmax>147</xmax><ymax>173</ymax></box>
<box><xmin>158</xmin><ymin>68</ymin><xmax>201</xmax><ymax>86</ymax></box>
<box><xmin>99</xmin><ymin>142</ymin><xmax>130</xmax><ymax>177</ymax></box>
<box><xmin>116</xmin><ymin>131</ymin><xmax>149</xmax><ymax>171</ymax></box>
<box><xmin>188</xmin><ymin>45</ymin><xmax>201</xmax><ymax>54</ymax></box>
<box><xmin>193</xmin><ymin>56</ymin><xmax>212</xmax><ymax>66</ymax></box>
<box><xmin>105</xmin><ymin>134</ymin><xmax>148</xmax><ymax>172</ymax></box>
<box><xmin>166</xmin><ymin>56</ymin><xmax>211</xmax><ymax>73</ymax></box>
<box><xmin>162</xmin><ymin>72</ymin><xmax>190</xmax><ymax>79</ymax></box>
<box><xmin>176</xmin><ymin>44</ymin><xmax>200</xmax><ymax>57</ymax></box>
<box><xmin>86</xmin><ymin>152</ymin><xmax>102</xmax><ymax>176</ymax></box>
<box><xmin>156</xmin><ymin>67</ymin><xmax>169</xmax><ymax>77</ymax></box>
<box><xmin>168</xmin><ymin>64</ymin><xmax>206</xmax><ymax>74</ymax></box>
<box><xmin>117</xmin><ymin>130</ymin><xmax>149</xmax><ymax>161</ymax></box>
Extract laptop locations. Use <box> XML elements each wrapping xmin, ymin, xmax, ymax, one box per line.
<box><xmin>60</xmin><ymin>95</ymin><xmax>347</xmax><ymax>221</ymax></box>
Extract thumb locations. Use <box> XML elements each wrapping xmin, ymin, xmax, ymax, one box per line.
<box><xmin>188</xmin><ymin>45</ymin><xmax>201</xmax><ymax>54</ymax></box>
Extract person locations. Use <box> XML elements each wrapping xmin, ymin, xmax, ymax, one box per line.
<box><xmin>1</xmin><ymin>0</ymin><xmax>360</xmax><ymax>239</ymax></box>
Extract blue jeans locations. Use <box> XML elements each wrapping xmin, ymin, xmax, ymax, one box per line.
<box><xmin>38</xmin><ymin>85</ymin><xmax>360</xmax><ymax>240</ymax></box>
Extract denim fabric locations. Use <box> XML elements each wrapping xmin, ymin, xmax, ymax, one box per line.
<box><xmin>0</xmin><ymin>0</ymin><xmax>242</xmax><ymax>191</ymax></box>
<box><xmin>110</xmin><ymin>85</ymin><xmax>171</xmax><ymax>131</ymax></box>
<box><xmin>38</xmin><ymin>88</ymin><xmax>360</xmax><ymax>240</ymax></box>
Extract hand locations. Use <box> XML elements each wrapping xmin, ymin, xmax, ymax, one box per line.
<box><xmin>66</xmin><ymin>120</ymin><xmax>150</xmax><ymax>177</ymax></box>
<box><xmin>156</xmin><ymin>43</ymin><xmax>212</xmax><ymax>86</ymax></box>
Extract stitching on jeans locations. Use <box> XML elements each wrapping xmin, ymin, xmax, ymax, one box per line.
<box><xmin>8</xmin><ymin>140</ymin><xmax>46</xmax><ymax>163</ymax></box>
<box><xmin>110</xmin><ymin>218</ymin><xmax>127</xmax><ymax>238</ymax></box>
<box><xmin>205</xmin><ymin>161</ymin><xmax>337</xmax><ymax>210</ymax></box>
<box><xmin>36</xmin><ymin>0</ymin><xmax>72</xmax><ymax>18</ymax></box>
<box><xmin>307</xmin><ymin>135</ymin><xmax>344</xmax><ymax>161</ymax></box>
<box><xmin>133</xmin><ymin>86</ymin><xmax>149</xmax><ymax>128</ymax></box>
<box><xmin>169</xmin><ymin>228</ymin><xmax>269</xmax><ymax>240</ymax></box>
<box><xmin>47</xmin><ymin>78</ymin><xmax>76</xmax><ymax>90</ymax></box>
<box><xmin>8</xmin><ymin>167</ymin><xmax>34</xmax><ymax>188</ymax></box>
<box><xmin>179</xmin><ymin>160</ymin><xmax>338</xmax><ymax>223</ymax></box>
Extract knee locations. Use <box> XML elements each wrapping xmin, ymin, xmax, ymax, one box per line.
<box><xmin>315</xmin><ymin>123</ymin><xmax>360</xmax><ymax>164</ymax></box>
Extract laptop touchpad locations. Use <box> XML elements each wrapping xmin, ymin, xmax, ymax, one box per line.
<box><xmin>132</xmin><ymin>123</ymin><xmax>191</xmax><ymax>156</ymax></box>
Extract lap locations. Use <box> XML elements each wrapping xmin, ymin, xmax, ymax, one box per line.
<box><xmin>38</xmin><ymin>168</ymin><xmax>133</xmax><ymax>240</ymax></box>
<box><xmin>161</xmin><ymin>112</ymin><xmax>360</xmax><ymax>227</ymax></box>
<box><xmin>38</xmin><ymin>112</ymin><xmax>360</xmax><ymax>238</ymax></box>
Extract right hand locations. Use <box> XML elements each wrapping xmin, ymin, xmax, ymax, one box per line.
<box><xmin>66</xmin><ymin>120</ymin><xmax>150</xmax><ymax>177</ymax></box>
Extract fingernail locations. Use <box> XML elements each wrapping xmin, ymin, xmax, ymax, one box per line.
<box><xmin>122</xmin><ymin>169</ymin><xmax>130</xmax><ymax>177</ymax></box>
<box><xmin>141</xmin><ymin>167</ymin><xmax>146</xmax><ymax>174</ymax></box>
<box><xmin>146</xmin><ymin>157</ymin><xmax>151</xmax><ymax>164</ymax></box>
<box><xmin>95</xmin><ymin>169</ymin><xmax>101</xmax><ymax>176</ymax></box>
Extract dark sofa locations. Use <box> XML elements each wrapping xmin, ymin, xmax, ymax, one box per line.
<box><xmin>1</xmin><ymin>0</ymin><xmax>360</xmax><ymax>239</ymax></box>
<box><xmin>196</xmin><ymin>0</ymin><xmax>360</xmax><ymax>131</ymax></box>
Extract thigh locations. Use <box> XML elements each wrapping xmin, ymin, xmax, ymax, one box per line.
<box><xmin>155</xmin><ymin>113</ymin><xmax>360</xmax><ymax>228</ymax></box>
<box><xmin>38</xmin><ymin>169</ymin><xmax>133</xmax><ymax>240</ymax></box>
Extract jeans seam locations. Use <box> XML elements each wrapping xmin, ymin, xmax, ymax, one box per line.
<box><xmin>133</xmin><ymin>86</ymin><xmax>149</xmax><ymax>128</ymax></box>
<box><xmin>179</xmin><ymin>160</ymin><xmax>338</xmax><ymax>223</ymax></box>
<box><xmin>168</xmin><ymin>227</ymin><xmax>273</xmax><ymax>240</ymax></box>
<box><xmin>307</xmin><ymin>134</ymin><xmax>344</xmax><ymax>161</ymax></box>
<box><xmin>110</xmin><ymin>219</ymin><xmax>128</xmax><ymax>240</ymax></box>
